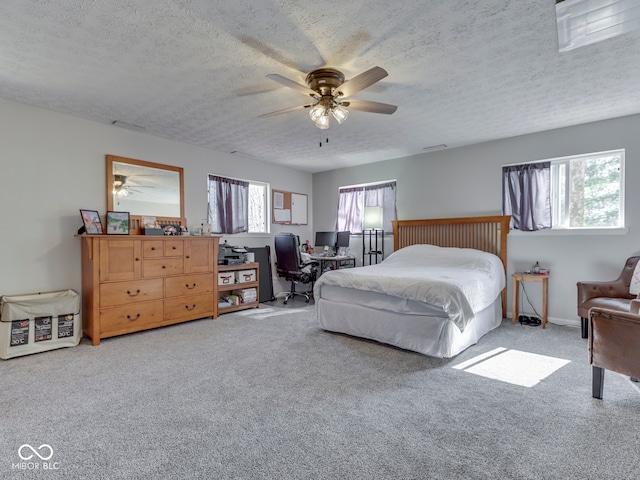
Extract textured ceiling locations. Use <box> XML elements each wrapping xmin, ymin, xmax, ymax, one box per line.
<box><xmin>2</xmin><ymin>0</ymin><xmax>640</xmax><ymax>173</ymax></box>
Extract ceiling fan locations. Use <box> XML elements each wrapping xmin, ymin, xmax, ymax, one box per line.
<box><xmin>112</xmin><ymin>174</ymin><xmax>154</xmax><ymax>197</ymax></box>
<box><xmin>259</xmin><ymin>66</ymin><xmax>397</xmax><ymax>129</ymax></box>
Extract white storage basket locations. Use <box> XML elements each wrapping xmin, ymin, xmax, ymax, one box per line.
<box><xmin>0</xmin><ymin>289</ymin><xmax>81</xmax><ymax>359</ymax></box>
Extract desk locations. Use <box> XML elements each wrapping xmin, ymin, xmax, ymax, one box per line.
<box><xmin>512</xmin><ymin>273</ymin><xmax>549</xmax><ymax>328</ymax></box>
<box><xmin>310</xmin><ymin>255</ymin><xmax>356</xmax><ymax>276</ymax></box>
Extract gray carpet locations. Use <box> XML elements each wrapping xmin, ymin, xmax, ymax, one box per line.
<box><xmin>1</xmin><ymin>306</ymin><xmax>639</xmax><ymax>480</ymax></box>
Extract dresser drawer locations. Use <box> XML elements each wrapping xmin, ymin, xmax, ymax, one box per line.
<box><xmin>165</xmin><ymin>294</ymin><xmax>213</xmax><ymax>322</ymax></box>
<box><xmin>165</xmin><ymin>274</ymin><xmax>214</xmax><ymax>298</ymax></box>
<box><xmin>164</xmin><ymin>240</ymin><xmax>184</xmax><ymax>257</ymax></box>
<box><xmin>100</xmin><ymin>301</ymin><xmax>164</xmax><ymax>336</ymax></box>
<box><xmin>143</xmin><ymin>258</ymin><xmax>184</xmax><ymax>278</ymax></box>
<box><xmin>143</xmin><ymin>240</ymin><xmax>164</xmax><ymax>259</ymax></box>
<box><xmin>99</xmin><ymin>278</ymin><xmax>164</xmax><ymax>307</ymax></box>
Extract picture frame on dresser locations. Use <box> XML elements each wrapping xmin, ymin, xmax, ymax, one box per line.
<box><xmin>79</xmin><ymin>209</ymin><xmax>103</xmax><ymax>235</ymax></box>
<box><xmin>106</xmin><ymin>211</ymin><xmax>130</xmax><ymax>235</ymax></box>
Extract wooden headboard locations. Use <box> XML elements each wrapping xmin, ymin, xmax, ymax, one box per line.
<box><xmin>129</xmin><ymin>215</ymin><xmax>187</xmax><ymax>235</ymax></box>
<box><xmin>392</xmin><ymin>215</ymin><xmax>511</xmax><ymax>316</ymax></box>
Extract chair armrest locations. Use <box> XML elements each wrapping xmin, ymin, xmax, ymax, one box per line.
<box><xmin>577</xmin><ymin>279</ymin><xmax>632</xmax><ymax>305</ymax></box>
<box><xmin>302</xmin><ymin>260</ymin><xmax>319</xmax><ymax>267</ymax></box>
<box><xmin>589</xmin><ymin>307</ymin><xmax>640</xmax><ymax>379</ymax></box>
<box><xmin>590</xmin><ymin>306</ymin><xmax>640</xmax><ymax>325</ymax></box>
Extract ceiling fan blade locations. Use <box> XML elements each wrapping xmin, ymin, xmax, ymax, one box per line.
<box><xmin>342</xmin><ymin>99</ymin><xmax>397</xmax><ymax>115</ymax></box>
<box><xmin>266</xmin><ymin>74</ymin><xmax>318</xmax><ymax>98</ymax></box>
<box><xmin>258</xmin><ymin>104</ymin><xmax>312</xmax><ymax>118</ymax></box>
<box><xmin>335</xmin><ymin>66</ymin><xmax>388</xmax><ymax>98</ymax></box>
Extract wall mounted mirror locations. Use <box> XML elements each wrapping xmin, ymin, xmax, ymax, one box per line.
<box><xmin>106</xmin><ymin>155</ymin><xmax>185</xmax><ymax>220</ymax></box>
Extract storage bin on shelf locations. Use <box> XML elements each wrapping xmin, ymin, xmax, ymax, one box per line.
<box><xmin>0</xmin><ymin>289</ymin><xmax>81</xmax><ymax>359</ymax></box>
<box><xmin>235</xmin><ymin>270</ymin><xmax>256</xmax><ymax>283</ymax></box>
<box><xmin>218</xmin><ymin>272</ymin><xmax>235</xmax><ymax>285</ymax></box>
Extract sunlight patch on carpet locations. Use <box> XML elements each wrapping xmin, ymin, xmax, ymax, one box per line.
<box><xmin>233</xmin><ymin>307</ymin><xmax>309</xmax><ymax>319</ymax></box>
<box><xmin>452</xmin><ymin>347</ymin><xmax>571</xmax><ymax>387</ymax></box>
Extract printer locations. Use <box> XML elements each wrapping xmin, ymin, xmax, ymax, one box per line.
<box><xmin>218</xmin><ymin>243</ymin><xmax>248</xmax><ymax>265</ymax></box>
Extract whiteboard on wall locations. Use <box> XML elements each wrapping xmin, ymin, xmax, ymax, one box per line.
<box><xmin>291</xmin><ymin>193</ymin><xmax>307</xmax><ymax>224</ymax></box>
<box><xmin>272</xmin><ymin>189</ymin><xmax>308</xmax><ymax>225</ymax></box>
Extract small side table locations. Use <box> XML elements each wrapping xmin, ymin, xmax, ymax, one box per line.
<box><xmin>512</xmin><ymin>273</ymin><xmax>549</xmax><ymax>328</ymax></box>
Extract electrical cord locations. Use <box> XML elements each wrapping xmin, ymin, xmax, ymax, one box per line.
<box><xmin>519</xmin><ymin>281</ymin><xmax>542</xmax><ymax>319</ymax></box>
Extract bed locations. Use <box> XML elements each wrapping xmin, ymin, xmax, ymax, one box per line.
<box><xmin>314</xmin><ymin>215</ymin><xmax>511</xmax><ymax>358</ymax></box>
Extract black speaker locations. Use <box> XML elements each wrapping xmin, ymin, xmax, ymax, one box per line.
<box><xmin>246</xmin><ymin>246</ymin><xmax>276</xmax><ymax>303</ymax></box>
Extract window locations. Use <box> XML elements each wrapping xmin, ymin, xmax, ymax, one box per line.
<box><xmin>336</xmin><ymin>181</ymin><xmax>397</xmax><ymax>233</ymax></box>
<box><xmin>551</xmin><ymin>150</ymin><xmax>623</xmax><ymax>229</ymax></box>
<box><xmin>502</xmin><ymin>149</ymin><xmax>624</xmax><ymax>231</ymax></box>
<box><xmin>207</xmin><ymin>174</ymin><xmax>268</xmax><ymax>234</ymax></box>
<box><xmin>248</xmin><ymin>182</ymin><xmax>267</xmax><ymax>233</ymax></box>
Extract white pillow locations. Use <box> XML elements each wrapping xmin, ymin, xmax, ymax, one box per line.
<box><xmin>630</xmin><ymin>262</ymin><xmax>640</xmax><ymax>295</ymax></box>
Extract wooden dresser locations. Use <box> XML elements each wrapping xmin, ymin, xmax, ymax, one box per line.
<box><xmin>80</xmin><ymin>235</ymin><xmax>220</xmax><ymax>345</ymax></box>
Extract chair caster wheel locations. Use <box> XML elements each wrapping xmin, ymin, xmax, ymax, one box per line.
<box><xmin>305</xmin><ymin>298</ymin><xmax>309</xmax><ymax>302</ymax></box>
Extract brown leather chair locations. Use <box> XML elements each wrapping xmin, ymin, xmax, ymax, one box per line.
<box><xmin>589</xmin><ymin>302</ymin><xmax>640</xmax><ymax>399</ymax></box>
<box><xmin>577</xmin><ymin>256</ymin><xmax>640</xmax><ymax>338</ymax></box>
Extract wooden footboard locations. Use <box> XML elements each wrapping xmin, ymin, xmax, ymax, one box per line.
<box><xmin>392</xmin><ymin>215</ymin><xmax>511</xmax><ymax>317</ymax></box>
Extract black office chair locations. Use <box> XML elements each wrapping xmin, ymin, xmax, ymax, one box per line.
<box><xmin>274</xmin><ymin>233</ymin><xmax>319</xmax><ymax>304</ymax></box>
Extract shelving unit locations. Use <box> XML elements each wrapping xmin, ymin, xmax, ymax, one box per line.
<box><xmin>217</xmin><ymin>262</ymin><xmax>260</xmax><ymax>314</ymax></box>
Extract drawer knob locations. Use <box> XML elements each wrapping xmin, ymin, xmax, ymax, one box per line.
<box><xmin>185</xmin><ymin>283</ymin><xmax>196</xmax><ymax>289</ymax></box>
<box><xmin>151</xmin><ymin>247</ymin><xmax>156</xmax><ymax>251</ymax></box>
<box><xmin>186</xmin><ymin>255</ymin><xmax>190</xmax><ymax>259</ymax></box>
<box><xmin>127</xmin><ymin>289</ymin><xmax>141</xmax><ymax>296</ymax></box>
<box><xmin>127</xmin><ymin>313</ymin><xmax>141</xmax><ymax>321</ymax></box>
<box><xmin>162</xmin><ymin>265</ymin><xmax>167</xmax><ymax>269</ymax></box>
<box><xmin>185</xmin><ymin>304</ymin><xmax>196</xmax><ymax>311</ymax></box>
<box><xmin>135</xmin><ymin>257</ymin><xmax>140</xmax><ymax>262</ymax></box>
<box><xmin>172</xmin><ymin>246</ymin><xmax>177</xmax><ymax>250</ymax></box>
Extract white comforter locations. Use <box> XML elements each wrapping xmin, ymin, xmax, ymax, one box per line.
<box><xmin>314</xmin><ymin>244</ymin><xmax>505</xmax><ymax>331</ymax></box>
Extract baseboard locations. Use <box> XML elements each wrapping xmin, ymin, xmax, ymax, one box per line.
<box><xmin>506</xmin><ymin>312</ymin><xmax>580</xmax><ymax>328</ymax></box>
<box><xmin>547</xmin><ymin>317</ymin><xmax>580</xmax><ymax>328</ymax></box>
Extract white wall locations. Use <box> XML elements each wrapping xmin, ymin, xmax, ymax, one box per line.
<box><xmin>313</xmin><ymin>113</ymin><xmax>640</xmax><ymax>326</ymax></box>
<box><xmin>0</xmin><ymin>99</ymin><xmax>313</xmax><ymax>298</ymax></box>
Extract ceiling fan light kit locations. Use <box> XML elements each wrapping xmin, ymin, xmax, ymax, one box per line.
<box><xmin>261</xmin><ymin>66</ymin><xmax>397</xmax><ymax>129</ymax></box>
<box><xmin>331</xmin><ymin>104</ymin><xmax>349</xmax><ymax>124</ymax></box>
<box><xmin>315</xmin><ymin>113</ymin><xmax>330</xmax><ymax>130</ymax></box>
<box><xmin>308</xmin><ymin>99</ymin><xmax>328</xmax><ymax>123</ymax></box>
<box><xmin>112</xmin><ymin>174</ymin><xmax>129</xmax><ymax>197</ymax></box>
<box><xmin>308</xmin><ymin>98</ymin><xmax>349</xmax><ymax>129</ymax></box>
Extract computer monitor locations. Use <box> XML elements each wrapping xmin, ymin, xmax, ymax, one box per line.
<box><xmin>315</xmin><ymin>231</ymin><xmax>337</xmax><ymax>249</ymax></box>
<box><xmin>335</xmin><ymin>231</ymin><xmax>350</xmax><ymax>248</ymax></box>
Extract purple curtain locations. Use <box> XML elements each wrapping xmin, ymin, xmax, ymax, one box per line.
<box><xmin>502</xmin><ymin>162</ymin><xmax>551</xmax><ymax>231</ymax></box>
<box><xmin>336</xmin><ymin>181</ymin><xmax>397</xmax><ymax>233</ymax></box>
<box><xmin>336</xmin><ymin>187</ymin><xmax>363</xmax><ymax>233</ymax></box>
<box><xmin>208</xmin><ymin>175</ymin><xmax>249</xmax><ymax>234</ymax></box>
